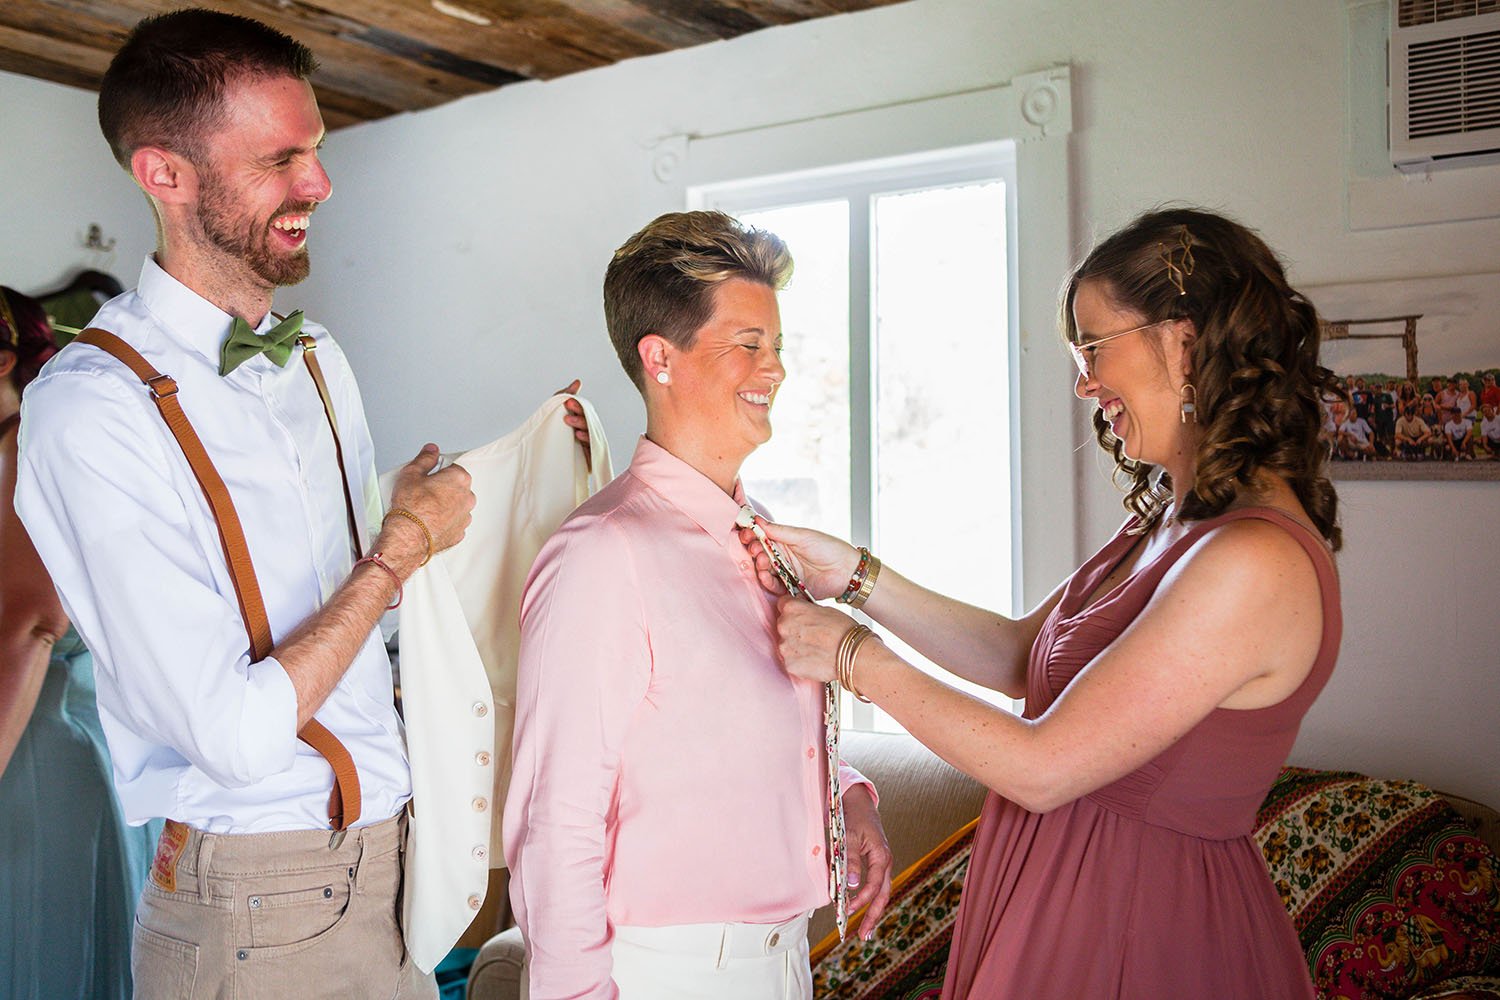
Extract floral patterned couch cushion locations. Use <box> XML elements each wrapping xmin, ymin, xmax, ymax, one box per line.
<box><xmin>809</xmin><ymin>768</ymin><xmax>1500</xmax><ymax>1000</ymax></box>
<box><xmin>1255</xmin><ymin>768</ymin><xmax>1500</xmax><ymax>1000</ymax></box>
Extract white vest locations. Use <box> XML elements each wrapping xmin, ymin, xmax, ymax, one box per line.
<box><xmin>382</xmin><ymin>394</ymin><xmax>613</xmax><ymax>972</ymax></box>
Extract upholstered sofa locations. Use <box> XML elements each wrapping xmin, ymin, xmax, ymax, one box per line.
<box><xmin>466</xmin><ymin>731</ymin><xmax>1500</xmax><ymax>1000</ymax></box>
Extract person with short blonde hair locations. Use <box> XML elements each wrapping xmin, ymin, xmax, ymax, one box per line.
<box><xmin>507</xmin><ymin>211</ymin><xmax>890</xmax><ymax>1000</ymax></box>
<box><xmin>603</xmin><ymin>210</ymin><xmax>794</xmax><ymax>389</ymax></box>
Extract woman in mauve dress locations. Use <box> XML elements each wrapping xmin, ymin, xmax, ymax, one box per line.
<box><xmin>746</xmin><ymin>208</ymin><xmax>1344</xmax><ymax>999</ymax></box>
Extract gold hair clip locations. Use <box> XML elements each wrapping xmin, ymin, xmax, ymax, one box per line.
<box><xmin>1160</xmin><ymin>226</ymin><xmax>1196</xmax><ymax>296</ymax></box>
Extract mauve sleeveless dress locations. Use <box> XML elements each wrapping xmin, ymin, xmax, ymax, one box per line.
<box><xmin>942</xmin><ymin>507</ymin><xmax>1340</xmax><ymax>1000</ymax></box>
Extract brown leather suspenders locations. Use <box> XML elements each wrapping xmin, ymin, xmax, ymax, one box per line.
<box><xmin>75</xmin><ymin>327</ymin><xmax>363</xmax><ymax>831</ymax></box>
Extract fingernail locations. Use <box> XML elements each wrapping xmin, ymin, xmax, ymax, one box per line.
<box><xmin>848</xmin><ymin>876</ymin><xmax>861</xmax><ymax>888</ymax></box>
<box><xmin>863</xmin><ymin>930</ymin><xmax>873</xmax><ymax>941</ymax></box>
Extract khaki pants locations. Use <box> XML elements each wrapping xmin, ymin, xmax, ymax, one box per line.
<box><xmin>132</xmin><ymin>812</ymin><xmax>437</xmax><ymax>1000</ymax></box>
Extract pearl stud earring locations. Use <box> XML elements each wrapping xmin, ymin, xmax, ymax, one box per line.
<box><xmin>656</xmin><ymin>370</ymin><xmax>670</xmax><ymax>384</ymax></box>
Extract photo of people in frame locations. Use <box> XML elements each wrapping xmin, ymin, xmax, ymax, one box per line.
<box><xmin>1306</xmin><ymin>273</ymin><xmax>1500</xmax><ymax>482</ymax></box>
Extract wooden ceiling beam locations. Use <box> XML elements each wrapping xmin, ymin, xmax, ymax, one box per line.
<box><xmin>0</xmin><ymin>46</ymin><xmax>104</xmax><ymax>93</ymax></box>
<box><xmin>712</xmin><ymin>1</ymin><xmax>822</xmax><ymax>24</ymax></box>
<box><xmin>626</xmin><ymin>0</ymin><xmax>777</xmax><ymax>39</ymax></box>
<box><xmin>25</xmin><ymin>0</ymin><xmax>504</xmax><ymax>112</ymax></box>
<box><xmin>0</xmin><ymin>0</ymin><xmax>910</xmax><ymax>127</ymax></box>
<box><xmin>0</xmin><ymin>21</ymin><xmax>113</xmax><ymax>84</ymax></box>
<box><xmin>0</xmin><ymin>2</ymin><xmax>129</xmax><ymax>60</ymax></box>
<box><xmin>552</xmin><ymin>0</ymin><xmax>726</xmax><ymax>49</ymax></box>
<box><xmin>296</xmin><ymin>0</ymin><xmax>613</xmax><ymax>80</ymax></box>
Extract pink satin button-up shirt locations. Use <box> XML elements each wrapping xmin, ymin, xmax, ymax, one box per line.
<box><xmin>504</xmin><ymin>437</ymin><xmax>869</xmax><ymax>1000</ymax></box>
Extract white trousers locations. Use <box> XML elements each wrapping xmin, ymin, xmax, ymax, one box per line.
<box><xmin>611</xmin><ymin>913</ymin><xmax>812</xmax><ymax>1000</ymax></box>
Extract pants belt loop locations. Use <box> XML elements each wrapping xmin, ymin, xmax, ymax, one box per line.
<box><xmin>351</xmin><ymin>824</ymin><xmax>371</xmax><ymax>893</ymax></box>
<box><xmin>196</xmin><ymin>832</ymin><xmax>217</xmax><ymax>904</ymax></box>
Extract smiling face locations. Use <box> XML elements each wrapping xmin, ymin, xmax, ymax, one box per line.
<box><xmin>184</xmin><ymin>74</ymin><xmax>330</xmax><ymax>293</ymax></box>
<box><xmin>1071</xmin><ymin>279</ymin><xmax>1194</xmax><ymax>471</ymax></box>
<box><xmin>647</xmin><ymin>277</ymin><xmax>786</xmax><ymax>478</ymax></box>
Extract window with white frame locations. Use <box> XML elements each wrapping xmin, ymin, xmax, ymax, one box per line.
<box><xmin>693</xmin><ymin>146</ymin><xmax>1021</xmax><ymax>730</ymax></box>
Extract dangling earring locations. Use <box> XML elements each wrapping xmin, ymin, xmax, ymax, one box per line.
<box><xmin>656</xmin><ymin>370</ymin><xmax>670</xmax><ymax>385</ymax></box>
<box><xmin>1179</xmin><ymin>381</ymin><xmax>1198</xmax><ymax>424</ymax></box>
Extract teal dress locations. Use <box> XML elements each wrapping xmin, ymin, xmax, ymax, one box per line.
<box><xmin>0</xmin><ymin>628</ymin><xmax>161</xmax><ymax>1000</ymax></box>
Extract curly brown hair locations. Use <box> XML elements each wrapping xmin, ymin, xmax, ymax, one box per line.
<box><xmin>1063</xmin><ymin>208</ymin><xmax>1346</xmax><ymax>550</ymax></box>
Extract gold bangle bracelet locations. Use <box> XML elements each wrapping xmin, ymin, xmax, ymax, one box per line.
<box><xmin>846</xmin><ymin>554</ymin><xmax>881</xmax><ymax>610</ymax></box>
<box><xmin>384</xmin><ymin>506</ymin><xmax>434</xmax><ymax>566</ymax></box>
<box><xmin>835</xmin><ymin>622</ymin><xmax>876</xmax><ymax>703</ymax></box>
<box><xmin>845</xmin><ymin>628</ymin><xmax>878</xmax><ymax>703</ymax></box>
<box><xmin>835</xmin><ymin>623</ymin><xmax>862</xmax><ymax>692</ymax></box>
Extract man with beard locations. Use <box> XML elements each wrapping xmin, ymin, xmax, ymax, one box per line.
<box><xmin>14</xmin><ymin>10</ymin><xmax>578</xmax><ymax>996</ymax></box>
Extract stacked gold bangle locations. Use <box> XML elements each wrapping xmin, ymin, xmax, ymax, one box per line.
<box><xmin>836</xmin><ymin>622</ymin><xmax>879</xmax><ymax>703</ymax></box>
<box><xmin>385</xmin><ymin>506</ymin><xmax>433</xmax><ymax>566</ymax></box>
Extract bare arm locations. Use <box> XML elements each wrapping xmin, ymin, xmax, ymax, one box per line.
<box><xmin>0</xmin><ymin>433</ymin><xmax>69</xmax><ymax>777</ymax></box>
<box><xmin>276</xmin><ymin>444</ymin><xmax>474</xmax><ymax>729</ymax></box>
<box><xmin>776</xmin><ymin>521</ymin><xmax>1325</xmax><ymax>812</ymax></box>
<box><xmin>852</xmin><ymin>567</ymin><xmax>1064</xmax><ymax>699</ymax></box>
<box><xmin>744</xmin><ymin>519</ymin><xmax>1062</xmax><ymax>698</ymax></box>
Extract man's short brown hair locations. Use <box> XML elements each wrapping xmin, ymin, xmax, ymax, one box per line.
<box><xmin>603</xmin><ymin>211</ymin><xmax>793</xmax><ymax>390</ymax></box>
<box><xmin>98</xmin><ymin>8</ymin><xmax>318</xmax><ymax>169</ymax></box>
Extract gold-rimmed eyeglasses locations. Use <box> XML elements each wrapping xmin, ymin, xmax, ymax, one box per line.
<box><xmin>1067</xmin><ymin>319</ymin><xmax>1173</xmax><ymax>381</ymax></box>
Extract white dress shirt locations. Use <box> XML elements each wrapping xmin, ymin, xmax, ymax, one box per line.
<box><xmin>386</xmin><ymin>392</ymin><xmax>613</xmax><ymax>972</ymax></box>
<box><xmin>16</xmin><ymin>257</ymin><xmax>410</xmax><ymax>833</ymax></box>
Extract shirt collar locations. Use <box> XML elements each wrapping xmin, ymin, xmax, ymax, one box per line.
<box><xmin>627</xmin><ymin>436</ymin><xmax>748</xmax><ymax>548</ymax></box>
<box><xmin>135</xmin><ymin>256</ymin><xmax>281</xmax><ymax>366</ymax></box>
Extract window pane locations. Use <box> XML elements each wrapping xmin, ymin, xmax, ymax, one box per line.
<box><xmin>872</xmin><ymin>180</ymin><xmax>1012</xmax><ymax>724</ymax></box>
<box><xmin>738</xmin><ymin>201</ymin><xmax>852</xmax><ymax>539</ymax></box>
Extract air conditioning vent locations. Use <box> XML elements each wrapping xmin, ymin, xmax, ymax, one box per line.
<box><xmin>1399</xmin><ymin>0</ymin><xmax>1500</xmax><ymax>29</ymax></box>
<box><xmin>1405</xmin><ymin>30</ymin><xmax>1500</xmax><ymax>136</ymax></box>
<box><xmin>1391</xmin><ymin>8</ymin><xmax>1500</xmax><ymax>169</ymax></box>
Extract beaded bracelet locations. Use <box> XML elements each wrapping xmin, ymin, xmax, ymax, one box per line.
<box><xmin>836</xmin><ymin>548</ymin><xmax>872</xmax><ymax>605</ymax></box>
<box><xmin>355</xmin><ymin>552</ymin><xmax>403</xmax><ymax>610</ymax></box>
<box><xmin>384</xmin><ymin>506</ymin><xmax>433</xmax><ymax>566</ymax></box>
<box><xmin>846</xmin><ymin>553</ymin><xmax>881</xmax><ymax>610</ymax></box>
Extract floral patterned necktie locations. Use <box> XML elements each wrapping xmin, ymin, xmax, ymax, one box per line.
<box><xmin>738</xmin><ymin>507</ymin><xmax>849</xmax><ymax>941</ymax></box>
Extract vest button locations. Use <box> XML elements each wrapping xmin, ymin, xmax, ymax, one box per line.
<box><xmin>472</xmin><ymin>797</ymin><xmax>489</xmax><ymax>812</ymax></box>
<box><xmin>475</xmin><ymin>751</ymin><xmax>492</xmax><ymax>766</ymax></box>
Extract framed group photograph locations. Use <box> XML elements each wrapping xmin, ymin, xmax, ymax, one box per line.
<box><xmin>1305</xmin><ymin>271</ymin><xmax>1500</xmax><ymax>482</ymax></box>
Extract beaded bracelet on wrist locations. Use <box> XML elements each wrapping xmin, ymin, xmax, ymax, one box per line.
<box><xmin>836</xmin><ymin>547</ymin><xmax>872</xmax><ymax>605</ymax></box>
<box><xmin>846</xmin><ymin>553</ymin><xmax>881</xmax><ymax>610</ymax></box>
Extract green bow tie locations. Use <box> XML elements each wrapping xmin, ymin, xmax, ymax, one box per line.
<box><xmin>219</xmin><ymin>311</ymin><xmax>305</xmax><ymax>376</ymax></box>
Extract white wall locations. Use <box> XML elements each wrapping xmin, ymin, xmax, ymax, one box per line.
<box><xmin>302</xmin><ymin>0</ymin><xmax>1500</xmax><ymax>805</ymax></box>
<box><xmin>0</xmin><ymin>70</ymin><xmax>154</xmax><ymax>295</ymax></box>
<box><xmin>3</xmin><ymin>1</ymin><xmax>1497</xmax><ymax>804</ymax></box>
